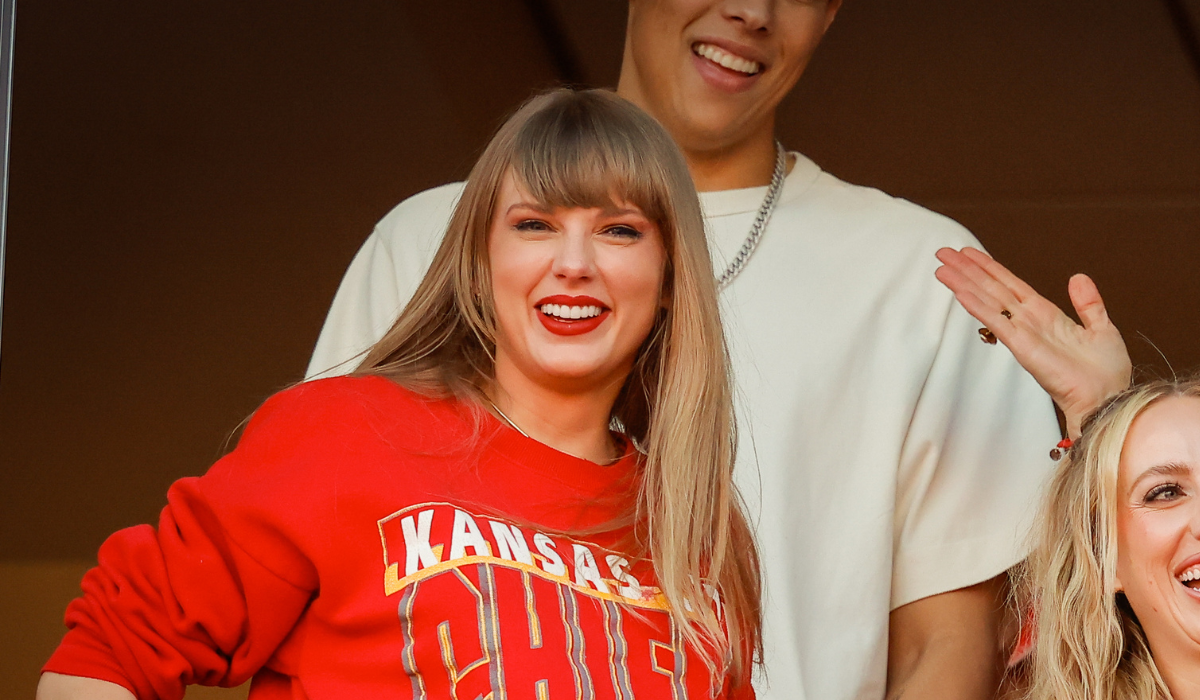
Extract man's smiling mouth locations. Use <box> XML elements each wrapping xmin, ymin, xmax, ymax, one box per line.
<box><xmin>692</xmin><ymin>42</ymin><xmax>762</xmax><ymax>76</ymax></box>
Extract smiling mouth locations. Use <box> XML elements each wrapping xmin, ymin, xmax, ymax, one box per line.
<box><xmin>1179</xmin><ymin>566</ymin><xmax>1200</xmax><ymax>590</ymax></box>
<box><xmin>692</xmin><ymin>42</ymin><xmax>762</xmax><ymax>76</ymax></box>
<box><xmin>538</xmin><ymin>303</ymin><xmax>607</xmax><ymax>321</ymax></box>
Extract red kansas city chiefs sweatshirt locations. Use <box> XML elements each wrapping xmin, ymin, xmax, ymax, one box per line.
<box><xmin>44</xmin><ymin>375</ymin><xmax>753</xmax><ymax>700</ymax></box>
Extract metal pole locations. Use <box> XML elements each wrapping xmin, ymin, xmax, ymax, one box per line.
<box><xmin>0</xmin><ymin>0</ymin><xmax>14</xmax><ymax>371</ymax></box>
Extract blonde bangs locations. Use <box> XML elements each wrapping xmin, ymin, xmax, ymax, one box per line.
<box><xmin>506</xmin><ymin>95</ymin><xmax>677</xmax><ymax>233</ymax></box>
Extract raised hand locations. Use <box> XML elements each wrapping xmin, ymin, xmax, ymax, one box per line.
<box><xmin>935</xmin><ymin>247</ymin><xmax>1131</xmax><ymax>438</ymax></box>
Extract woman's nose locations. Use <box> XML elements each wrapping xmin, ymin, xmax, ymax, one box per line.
<box><xmin>551</xmin><ymin>230</ymin><xmax>596</xmax><ymax>280</ymax></box>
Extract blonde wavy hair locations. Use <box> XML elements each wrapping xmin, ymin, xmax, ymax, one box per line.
<box><xmin>356</xmin><ymin>88</ymin><xmax>761</xmax><ymax>683</ymax></box>
<box><xmin>1024</xmin><ymin>376</ymin><xmax>1200</xmax><ymax>700</ymax></box>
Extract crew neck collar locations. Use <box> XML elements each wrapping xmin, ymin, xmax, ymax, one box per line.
<box><xmin>697</xmin><ymin>151</ymin><xmax>821</xmax><ymax>218</ymax></box>
<box><xmin>480</xmin><ymin>407</ymin><xmax>640</xmax><ymax>493</ymax></box>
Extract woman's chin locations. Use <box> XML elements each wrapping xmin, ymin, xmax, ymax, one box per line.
<box><xmin>538</xmin><ymin>363</ymin><xmax>622</xmax><ymax>388</ymax></box>
<box><xmin>1174</xmin><ymin>584</ymin><xmax>1200</xmax><ymax>645</ymax></box>
<box><xmin>522</xmin><ymin>347</ymin><xmax>631</xmax><ymax>385</ymax></box>
<box><xmin>1141</xmin><ymin>583</ymin><xmax>1200</xmax><ymax>654</ymax></box>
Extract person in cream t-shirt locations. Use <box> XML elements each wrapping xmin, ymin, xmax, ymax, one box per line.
<box><xmin>307</xmin><ymin>150</ymin><xmax>1058</xmax><ymax>700</ymax></box>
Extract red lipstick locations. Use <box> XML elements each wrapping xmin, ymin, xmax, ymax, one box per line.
<box><xmin>535</xmin><ymin>295</ymin><xmax>611</xmax><ymax>337</ymax></box>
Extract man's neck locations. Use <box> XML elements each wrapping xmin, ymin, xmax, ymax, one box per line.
<box><xmin>681</xmin><ymin>129</ymin><xmax>780</xmax><ymax>192</ymax></box>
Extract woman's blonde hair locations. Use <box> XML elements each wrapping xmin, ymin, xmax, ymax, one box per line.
<box><xmin>356</xmin><ymin>89</ymin><xmax>761</xmax><ymax>682</ymax></box>
<box><xmin>1025</xmin><ymin>376</ymin><xmax>1200</xmax><ymax>700</ymax></box>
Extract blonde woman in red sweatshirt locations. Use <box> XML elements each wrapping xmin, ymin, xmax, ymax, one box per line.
<box><xmin>38</xmin><ymin>89</ymin><xmax>760</xmax><ymax>700</ymax></box>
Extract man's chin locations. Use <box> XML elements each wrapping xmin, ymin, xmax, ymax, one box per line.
<box><xmin>671</xmin><ymin>111</ymin><xmax>770</xmax><ymax>155</ymax></box>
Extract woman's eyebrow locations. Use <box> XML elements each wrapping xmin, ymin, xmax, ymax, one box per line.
<box><xmin>506</xmin><ymin>201</ymin><xmax>553</xmax><ymax>215</ymax></box>
<box><xmin>1130</xmin><ymin>462</ymin><xmax>1193</xmax><ymax>493</ymax></box>
<box><xmin>599</xmin><ymin>204</ymin><xmax>645</xmax><ymax>217</ymax></box>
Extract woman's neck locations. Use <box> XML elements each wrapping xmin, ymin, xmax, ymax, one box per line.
<box><xmin>1161</xmin><ymin>667</ymin><xmax>1200</xmax><ymax>700</ymax></box>
<box><xmin>487</xmin><ymin>364</ymin><xmax>624</xmax><ymax>465</ymax></box>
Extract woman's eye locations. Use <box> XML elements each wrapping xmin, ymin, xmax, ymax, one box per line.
<box><xmin>604</xmin><ymin>224</ymin><xmax>643</xmax><ymax>240</ymax></box>
<box><xmin>515</xmin><ymin>219</ymin><xmax>552</xmax><ymax>232</ymax></box>
<box><xmin>1145</xmin><ymin>483</ymin><xmax>1185</xmax><ymax>503</ymax></box>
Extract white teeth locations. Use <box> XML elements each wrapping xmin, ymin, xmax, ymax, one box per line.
<box><xmin>693</xmin><ymin>43</ymin><xmax>761</xmax><ymax>75</ymax></box>
<box><xmin>539</xmin><ymin>304</ymin><xmax>603</xmax><ymax>320</ymax></box>
<box><xmin>1180</xmin><ymin>567</ymin><xmax>1200</xmax><ymax>583</ymax></box>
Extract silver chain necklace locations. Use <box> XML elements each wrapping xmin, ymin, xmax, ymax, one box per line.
<box><xmin>486</xmin><ymin>397</ymin><xmax>531</xmax><ymax>439</ymax></box>
<box><xmin>715</xmin><ymin>141</ymin><xmax>787</xmax><ymax>291</ymax></box>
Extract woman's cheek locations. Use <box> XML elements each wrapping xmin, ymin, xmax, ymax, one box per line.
<box><xmin>1124</xmin><ymin>509</ymin><xmax>1187</xmax><ymax>599</ymax></box>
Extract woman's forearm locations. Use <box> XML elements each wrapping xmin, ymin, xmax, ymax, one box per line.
<box><xmin>36</xmin><ymin>673</ymin><xmax>137</xmax><ymax>700</ymax></box>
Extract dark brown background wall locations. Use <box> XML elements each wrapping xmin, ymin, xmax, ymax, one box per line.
<box><xmin>1</xmin><ymin>0</ymin><xmax>1198</xmax><ymax>695</ymax></box>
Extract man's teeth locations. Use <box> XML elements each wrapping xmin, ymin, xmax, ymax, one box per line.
<box><xmin>1180</xmin><ymin>566</ymin><xmax>1200</xmax><ymax>584</ymax></box>
<box><xmin>693</xmin><ymin>43</ymin><xmax>761</xmax><ymax>75</ymax></box>
<box><xmin>540</xmin><ymin>304</ymin><xmax>604</xmax><ymax>320</ymax></box>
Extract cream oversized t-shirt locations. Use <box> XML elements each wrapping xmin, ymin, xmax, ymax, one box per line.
<box><xmin>307</xmin><ymin>154</ymin><xmax>1059</xmax><ymax>700</ymax></box>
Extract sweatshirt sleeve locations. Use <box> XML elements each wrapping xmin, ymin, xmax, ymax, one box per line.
<box><xmin>42</xmin><ymin>386</ymin><xmax>335</xmax><ymax>700</ymax></box>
